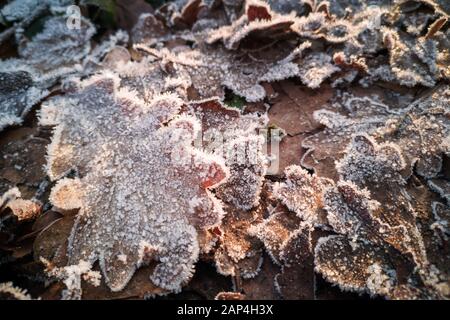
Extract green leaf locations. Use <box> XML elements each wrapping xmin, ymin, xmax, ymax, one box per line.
<box><xmin>81</xmin><ymin>0</ymin><xmax>117</xmax><ymax>16</ymax></box>
<box><xmin>224</xmin><ymin>93</ymin><xmax>246</xmax><ymax>110</ymax></box>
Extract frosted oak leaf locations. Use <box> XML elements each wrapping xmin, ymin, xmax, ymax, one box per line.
<box><xmin>335</xmin><ymin>135</ymin><xmax>429</xmax><ymax>265</ymax></box>
<box><xmin>382</xmin><ymin>28</ymin><xmax>440</xmax><ymax>87</ymax></box>
<box><xmin>18</xmin><ymin>15</ymin><xmax>95</xmax><ymax>73</ymax></box>
<box><xmin>273</xmin><ymin>165</ymin><xmax>334</xmax><ymax>226</ymax></box>
<box><xmin>0</xmin><ymin>61</ymin><xmax>48</xmax><ymax>132</ymax></box>
<box><xmin>274</xmin><ymin>227</ymin><xmax>315</xmax><ymax>299</ymax></box>
<box><xmin>206</xmin><ymin>0</ymin><xmax>297</xmax><ymax>50</ymax></box>
<box><xmin>301</xmin><ymin>93</ymin><xmax>401</xmax><ymax>177</ymax></box>
<box><xmin>182</xmin><ymin>99</ymin><xmax>268</xmax><ymax>210</ymax></box>
<box><xmin>214</xmin><ymin>203</ymin><xmax>265</xmax><ymax>279</ymax></box>
<box><xmin>172</xmin><ymin>45</ymin><xmax>300</xmax><ymax>102</ymax></box>
<box><xmin>324</xmin><ymin>179</ymin><xmax>429</xmax><ymax>267</ymax></box>
<box><xmin>336</xmin><ymin>134</ymin><xmax>407</xmax><ymax>187</ymax></box>
<box><xmin>377</xmin><ymin>85</ymin><xmax>450</xmax><ymax>178</ymax></box>
<box><xmin>315</xmin><ymin>235</ymin><xmax>397</xmax><ymax>296</ymax></box>
<box><xmin>181</xmin><ymin>100</ymin><xmax>268</xmax><ymax>277</ymax></box>
<box><xmin>39</xmin><ymin>73</ymin><xmax>229</xmax><ymax>293</ymax></box>
<box><xmin>249</xmin><ymin>204</ymin><xmax>301</xmax><ymax>265</ymax></box>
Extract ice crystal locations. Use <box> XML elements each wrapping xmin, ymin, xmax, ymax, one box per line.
<box><xmin>297</xmin><ymin>53</ymin><xmax>340</xmax><ymax>89</ymax></box>
<box><xmin>40</xmin><ymin>73</ymin><xmax>229</xmax><ymax>292</ymax></box>
<box><xmin>0</xmin><ymin>282</ymin><xmax>33</xmax><ymax>300</ymax></box>
<box><xmin>377</xmin><ymin>85</ymin><xmax>450</xmax><ymax>178</ymax></box>
<box><xmin>207</xmin><ymin>0</ymin><xmax>296</xmax><ymax>50</ymax></box>
<box><xmin>41</xmin><ymin>258</ymin><xmax>101</xmax><ymax>300</ymax></box>
<box><xmin>315</xmin><ymin>235</ymin><xmax>396</xmax><ymax>296</ymax></box>
<box><xmin>249</xmin><ymin>204</ymin><xmax>301</xmax><ymax>264</ymax></box>
<box><xmin>301</xmin><ymin>93</ymin><xmax>400</xmax><ymax>177</ymax></box>
<box><xmin>18</xmin><ymin>15</ymin><xmax>96</xmax><ymax>73</ymax></box>
<box><xmin>0</xmin><ymin>61</ymin><xmax>48</xmax><ymax>132</ymax></box>
<box><xmin>273</xmin><ymin>165</ymin><xmax>333</xmax><ymax>226</ymax></box>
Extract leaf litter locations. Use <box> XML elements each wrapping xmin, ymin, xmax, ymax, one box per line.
<box><xmin>0</xmin><ymin>0</ymin><xmax>449</xmax><ymax>300</ymax></box>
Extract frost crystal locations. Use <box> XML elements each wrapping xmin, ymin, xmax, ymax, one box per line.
<box><xmin>301</xmin><ymin>92</ymin><xmax>400</xmax><ymax>177</ymax></box>
<box><xmin>18</xmin><ymin>15</ymin><xmax>96</xmax><ymax>73</ymax></box>
<box><xmin>297</xmin><ymin>53</ymin><xmax>340</xmax><ymax>89</ymax></box>
<box><xmin>207</xmin><ymin>0</ymin><xmax>296</xmax><ymax>50</ymax></box>
<box><xmin>40</xmin><ymin>73</ymin><xmax>229</xmax><ymax>292</ymax></box>
<box><xmin>0</xmin><ymin>61</ymin><xmax>48</xmax><ymax>132</ymax></box>
<box><xmin>41</xmin><ymin>258</ymin><xmax>101</xmax><ymax>300</ymax></box>
<box><xmin>336</xmin><ymin>134</ymin><xmax>407</xmax><ymax>187</ymax></box>
<box><xmin>0</xmin><ymin>282</ymin><xmax>34</xmax><ymax>300</ymax></box>
<box><xmin>315</xmin><ymin>235</ymin><xmax>396</xmax><ymax>296</ymax></box>
<box><xmin>378</xmin><ymin>85</ymin><xmax>450</xmax><ymax>178</ymax></box>
<box><xmin>273</xmin><ymin>165</ymin><xmax>333</xmax><ymax>226</ymax></box>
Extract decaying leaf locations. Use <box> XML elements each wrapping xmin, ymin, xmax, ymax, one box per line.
<box><xmin>1</xmin><ymin>0</ymin><xmax>449</xmax><ymax>301</ymax></box>
<box><xmin>274</xmin><ymin>167</ymin><xmax>331</xmax><ymax>226</ymax></box>
<box><xmin>301</xmin><ymin>92</ymin><xmax>402</xmax><ymax>178</ymax></box>
<box><xmin>18</xmin><ymin>15</ymin><xmax>96</xmax><ymax>73</ymax></box>
<box><xmin>315</xmin><ymin>235</ymin><xmax>396</xmax><ymax>296</ymax></box>
<box><xmin>39</xmin><ymin>73</ymin><xmax>229</xmax><ymax>293</ymax></box>
<box><xmin>0</xmin><ymin>282</ymin><xmax>34</xmax><ymax>300</ymax></box>
<box><xmin>297</xmin><ymin>53</ymin><xmax>340</xmax><ymax>89</ymax></box>
<box><xmin>377</xmin><ymin>85</ymin><xmax>450</xmax><ymax>178</ymax></box>
<box><xmin>274</xmin><ymin>227</ymin><xmax>315</xmax><ymax>299</ymax></box>
<box><xmin>0</xmin><ymin>61</ymin><xmax>48</xmax><ymax>132</ymax></box>
<box><xmin>207</xmin><ymin>0</ymin><xmax>297</xmax><ymax>50</ymax></box>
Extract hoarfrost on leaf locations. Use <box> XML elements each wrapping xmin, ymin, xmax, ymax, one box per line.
<box><xmin>301</xmin><ymin>92</ymin><xmax>401</xmax><ymax>177</ymax></box>
<box><xmin>41</xmin><ymin>258</ymin><xmax>101</xmax><ymax>300</ymax></box>
<box><xmin>377</xmin><ymin>85</ymin><xmax>450</xmax><ymax>178</ymax></box>
<box><xmin>40</xmin><ymin>73</ymin><xmax>229</xmax><ymax>293</ymax></box>
<box><xmin>273</xmin><ymin>165</ymin><xmax>333</xmax><ymax>226</ymax></box>
<box><xmin>0</xmin><ymin>282</ymin><xmax>34</xmax><ymax>300</ymax></box>
<box><xmin>315</xmin><ymin>235</ymin><xmax>396</xmax><ymax>296</ymax></box>
<box><xmin>18</xmin><ymin>15</ymin><xmax>96</xmax><ymax>73</ymax></box>
<box><xmin>207</xmin><ymin>0</ymin><xmax>296</xmax><ymax>50</ymax></box>
<box><xmin>297</xmin><ymin>53</ymin><xmax>340</xmax><ymax>89</ymax></box>
<box><xmin>0</xmin><ymin>61</ymin><xmax>49</xmax><ymax>132</ymax></box>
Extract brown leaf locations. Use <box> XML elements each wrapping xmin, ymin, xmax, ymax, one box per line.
<box><xmin>115</xmin><ymin>0</ymin><xmax>154</xmax><ymax>31</ymax></box>
<box><xmin>269</xmin><ymin>81</ymin><xmax>333</xmax><ymax>136</ymax></box>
